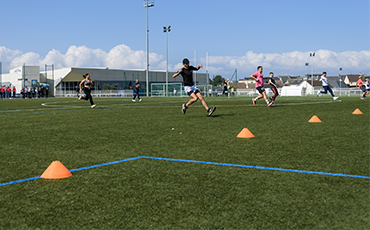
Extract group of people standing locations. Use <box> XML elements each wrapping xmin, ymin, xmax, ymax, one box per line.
<box><xmin>20</xmin><ymin>86</ymin><xmax>49</xmax><ymax>99</ymax></box>
<box><xmin>0</xmin><ymin>86</ymin><xmax>16</xmax><ymax>99</ymax></box>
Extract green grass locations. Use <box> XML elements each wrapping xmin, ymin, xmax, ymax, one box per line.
<box><xmin>0</xmin><ymin>96</ymin><xmax>369</xmax><ymax>229</ymax></box>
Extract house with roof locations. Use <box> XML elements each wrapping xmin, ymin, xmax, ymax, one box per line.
<box><xmin>344</xmin><ymin>74</ymin><xmax>362</xmax><ymax>87</ymax></box>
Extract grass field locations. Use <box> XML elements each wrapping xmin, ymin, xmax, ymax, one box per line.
<box><xmin>0</xmin><ymin>95</ymin><xmax>369</xmax><ymax>229</ymax></box>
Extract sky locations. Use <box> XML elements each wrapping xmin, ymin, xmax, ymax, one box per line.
<box><xmin>0</xmin><ymin>0</ymin><xmax>369</xmax><ymax>79</ymax></box>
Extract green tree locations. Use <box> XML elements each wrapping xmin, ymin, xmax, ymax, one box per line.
<box><xmin>211</xmin><ymin>75</ymin><xmax>224</xmax><ymax>86</ymax></box>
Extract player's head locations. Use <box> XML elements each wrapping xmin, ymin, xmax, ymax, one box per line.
<box><xmin>182</xmin><ymin>58</ymin><xmax>190</xmax><ymax>67</ymax></box>
<box><xmin>83</xmin><ymin>73</ymin><xmax>90</xmax><ymax>79</ymax></box>
<box><xmin>269</xmin><ymin>72</ymin><xmax>274</xmax><ymax>77</ymax></box>
<box><xmin>257</xmin><ymin>66</ymin><xmax>263</xmax><ymax>73</ymax></box>
<box><xmin>322</xmin><ymin>72</ymin><xmax>327</xmax><ymax>76</ymax></box>
<box><xmin>136</xmin><ymin>79</ymin><xmax>139</xmax><ymax>83</ymax></box>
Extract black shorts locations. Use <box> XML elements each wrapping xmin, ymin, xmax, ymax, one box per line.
<box><xmin>360</xmin><ymin>86</ymin><xmax>366</xmax><ymax>92</ymax></box>
<box><xmin>256</xmin><ymin>86</ymin><xmax>265</xmax><ymax>94</ymax></box>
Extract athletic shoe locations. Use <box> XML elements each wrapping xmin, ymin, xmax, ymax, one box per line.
<box><xmin>317</xmin><ymin>91</ymin><xmax>321</xmax><ymax>97</ymax></box>
<box><xmin>252</xmin><ymin>98</ymin><xmax>256</xmax><ymax>105</ymax></box>
<box><xmin>267</xmin><ymin>101</ymin><xmax>273</xmax><ymax>107</ymax></box>
<box><xmin>132</xmin><ymin>99</ymin><xmax>135</xmax><ymax>102</ymax></box>
<box><xmin>333</xmin><ymin>97</ymin><xmax>339</xmax><ymax>100</ymax></box>
<box><xmin>208</xmin><ymin>107</ymin><xmax>216</xmax><ymax>116</ymax></box>
<box><xmin>182</xmin><ymin>104</ymin><xmax>187</xmax><ymax>114</ymax></box>
<box><xmin>139</xmin><ymin>99</ymin><xmax>142</xmax><ymax>102</ymax></box>
<box><xmin>91</xmin><ymin>105</ymin><xmax>96</xmax><ymax>109</ymax></box>
<box><xmin>361</xmin><ymin>97</ymin><xmax>365</xmax><ymax>99</ymax></box>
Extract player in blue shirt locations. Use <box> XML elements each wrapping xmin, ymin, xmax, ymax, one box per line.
<box><xmin>132</xmin><ymin>79</ymin><xmax>142</xmax><ymax>102</ymax></box>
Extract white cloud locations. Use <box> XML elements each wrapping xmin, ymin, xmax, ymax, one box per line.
<box><xmin>0</xmin><ymin>45</ymin><xmax>369</xmax><ymax>78</ymax></box>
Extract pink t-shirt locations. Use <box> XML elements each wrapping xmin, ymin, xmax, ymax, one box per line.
<box><xmin>357</xmin><ymin>79</ymin><xmax>363</xmax><ymax>87</ymax></box>
<box><xmin>252</xmin><ymin>71</ymin><xmax>264</xmax><ymax>88</ymax></box>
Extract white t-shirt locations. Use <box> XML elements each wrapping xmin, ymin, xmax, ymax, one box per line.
<box><xmin>320</xmin><ymin>75</ymin><xmax>329</xmax><ymax>86</ymax></box>
<box><xmin>365</xmin><ymin>82</ymin><xmax>370</xmax><ymax>90</ymax></box>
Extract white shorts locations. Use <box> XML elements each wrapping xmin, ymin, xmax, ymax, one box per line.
<box><xmin>184</xmin><ymin>85</ymin><xmax>200</xmax><ymax>96</ymax></box>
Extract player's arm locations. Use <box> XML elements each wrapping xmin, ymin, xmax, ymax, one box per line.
<box><xmin>79</xmin><ymin>80</ymin><xmax>84</xmax><ymax>91</ymax></box>
<box><xmin>195</xmin><ymin>64</ymin><xmax>204</xmax><ymax>70</ymax></box>
<box><xmin>250</xmin><ymin>74</ymin><xmax>258</xmax><ymax>81</ymax></box>
<box><xmin>172</xmin><ymin>69</ymin><xmax>182</xmax><ymax>78</ymax></box>
<box><xmin>269</xmin><ymin>79</ymin><xmax>277</xmax><ymax>88</ymax></box>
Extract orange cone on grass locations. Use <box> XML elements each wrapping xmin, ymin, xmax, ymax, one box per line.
<box><xmin>237</xmin><ymin>128</ymin><xmax>255</xmax><ymax>138</ymax></box>
<box><xmin>308</xmin><ymin>115</ymin><xmax>321</xmax><ymax>123</ymax></box>
<box><xmin>41</xmin><ymin>161</ymin><xmax>72</xmax><ymax>179</ymax></box>
<box><xmin>352</xmin><ymin>108</ymin><xmax>363</xmax><ymax>115</ymax></box>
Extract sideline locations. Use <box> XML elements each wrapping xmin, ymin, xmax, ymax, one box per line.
<box><xmin>1</xmin><ymin>156</ymin><xmax>369</xmax><ymax>187</ymax></box>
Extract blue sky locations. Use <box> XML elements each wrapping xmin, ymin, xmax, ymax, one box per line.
<box><xmin>0</xmin><ymin>0</ymin><xmax>369</xmax><ymax>78</ymax></box>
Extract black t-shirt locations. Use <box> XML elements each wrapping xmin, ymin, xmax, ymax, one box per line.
<box><xmin>180</xmin><ymin>66</ymin><xmax>197</xmax><ymax>86</ymax></box>
<box><xmin>269</xmin><ymin>78</ymin><xmax>276</xmax><ymax>88</ymax></box>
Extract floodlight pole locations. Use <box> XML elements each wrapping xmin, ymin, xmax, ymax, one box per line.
<box><xmin>339</xmin><ymin>67</ymin><xmax>342</xmax><ymax>97</ymax></box>
<box><xmin>305</xmin><ymin>63</ymin><xmax>309</xmax><ymax>96</ymax></box>
<box><xmin>310</xmin><ymin>52</ymin><xmax>315</xmax><ymax>95</ymax></box>
<box><xmin>163</xmin><ymin>26</ymin><xmax>171</xmax><ymax>97</ymax></box>
<box><xmin>144</xmin><ymin>0</ymin><xmax>154</xmax><ymax>97</ymax></box>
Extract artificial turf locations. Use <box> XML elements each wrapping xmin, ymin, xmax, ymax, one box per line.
<box><xmin>0</xmin><ymin>95</ymin><xmax>369</xmax><ymax>229</ymax></box>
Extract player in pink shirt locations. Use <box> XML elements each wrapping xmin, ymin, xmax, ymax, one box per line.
<box><xmin>250</xmin><ymin>66</ymin><xmax>272</xmax><ymax>106</ymax></box>
<box><xmin>356</xmin><ymin>75</ymin><xmax>367</xmax><ymax>99</ymax></box>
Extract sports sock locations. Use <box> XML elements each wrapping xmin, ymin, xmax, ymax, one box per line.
<box><xmin>265</xmin><ymin>100</ymin><xmax>269</xmax><ymax>104</ymax></box>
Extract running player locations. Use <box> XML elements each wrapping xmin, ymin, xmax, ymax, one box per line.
<box><xmin>172</xmin><ymin>58</ymin><xmax>216</xmax><ymax>116</ymax></box>
<box><xmin>356</xmin><ymin>75</ymin><xmax>367</xmax><ymax>99</ymax></box>
<box><xmin>79</xmin><ymin>73</ymin><xmax>96</xmax><ymax>108</ymax></box>
<box><xmin>132</xmin><ymin>79</ymin><xmax>142</xmax><ymax>102</ymax></box>
<box><xmin>250</xmin><ymin>66</ymin><xmax>271</xmax><ymax>106</ymax></box>
<box><xmin>268</xmin><ymin>72</ymin><xmax>279</xmax><ymax>105</ymax></box>
<box><xmin>317</xmin><ymin>72</ymin><xmax>339</xmax><ymax>100</ymax></box>
<box><xmin>365</xmin><ymin>79</ymin><xmax>370</xmax><ymax>97</ymax></box>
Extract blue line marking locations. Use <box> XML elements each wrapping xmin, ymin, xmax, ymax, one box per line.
<box><xmin>1</xmin><ymin>156</ymin><xmax>369</xmax><ymax>187</ymax></box>
<box><xmin>0</xmin><ymin>176</ymin><xmax>41</xmax><ymax>186</ymax></box>
<box><xmin>143</xmin><ymin>156</ymin><xmax>370</xmax><ymax>179</ymax></box>
<box><xmin>69</xmin><ymin>156</ymin><xmax>146</xmax><ymax>172</ymax></box>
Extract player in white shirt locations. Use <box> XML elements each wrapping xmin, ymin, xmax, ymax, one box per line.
<box><xmin>317</xmin><ymin>72</ymin><xmax>339</xmax><ymax>100</ymax></box>
<box><xmin>365</xmin><ymin>79</ymin><xmax>370</xmax><ymax>97</ymax></box>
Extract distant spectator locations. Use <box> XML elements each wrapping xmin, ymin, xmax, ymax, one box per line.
<box><xmin>222</xmin><ymin>80</ymin><xmax>228</xmax><ymax>95</ymax></box>
<box><xmin>6</xmin><ymin>86</ymin><xmax>11</xmax><ymax>99</ymax></box>
<box><xmin>12</xmin><ymin>86</ymin><xmax>16</xmax><ymax>98</ymax></box>
<box><xmin>0</xmin><ymin>86</ymin><xmax>4</xmax><ymax>99</ymax></box>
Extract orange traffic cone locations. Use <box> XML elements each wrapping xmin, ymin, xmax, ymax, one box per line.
<box><xmin>237</xmin><ymin>128</ymin><xmax>255</xmax><ymax>138</ymax></box>
<box><xmin>308</xmin><ymin>115</ymin><xmax>321</xmax><ymax>123</ymax></box>
<box><xmin>41</xmin><ymin>161</ymin><xmax>72</xmax><ymax>179</ymax></box>
<box><xmin>352</xmin><ymin>108</ymin><xmax>363</xmax><ymax>115</ymax></box>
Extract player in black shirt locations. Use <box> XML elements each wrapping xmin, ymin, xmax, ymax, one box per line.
<box><xmin>173</xmin><ymin>58</ymin><xmax>216</xmax><ymax>116</ymax></box>
<box><xmin>268</xmin><ymin>72</ymin><xmax>279</xmax><ymax>105</ymax></box>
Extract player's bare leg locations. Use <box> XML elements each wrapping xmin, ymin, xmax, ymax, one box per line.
<box><xmin>186</xmin><ymin>92</ymin><xmax>199</xmax><ymax>107</ymax></box>
<box><xmin>195</xmin><ymin>92</ymin><xmax>209</xmax><ymax>110</ymax></box>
